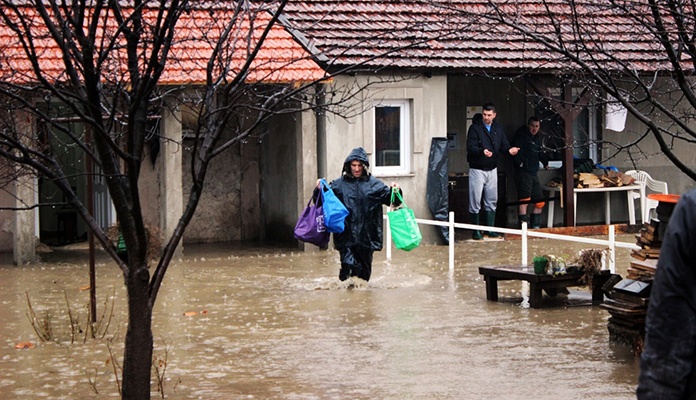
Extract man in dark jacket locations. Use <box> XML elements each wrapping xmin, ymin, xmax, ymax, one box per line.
<box><xmin>326</xmin><ymin>147</ymin><xmax>400</xmax><ymax>283</ymax></box>
<box><xmin>511</xmin><ymin>116</ymin><xmax>549</xmax><ymax>229</ymax></box>
<box><xmin>466</xmin><ymin>103</ymin><xmax>518</xmax><ymax>240</ymax></box>
<box><xmin>638</xmin><ymin>189</ymin><xmax>696</xmax><ymax>399</ymax></box>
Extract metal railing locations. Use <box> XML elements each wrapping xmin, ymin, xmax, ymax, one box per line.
<box><xmin>385</xmin><ymin>211</ymin><xmax>640</xmax><ymax>274</ymax></box>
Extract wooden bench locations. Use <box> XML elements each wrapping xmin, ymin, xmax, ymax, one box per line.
<box><xmin>478</xmin><ymin>265</ymin><xmax>612</xmax><ymax>308</ymax></box>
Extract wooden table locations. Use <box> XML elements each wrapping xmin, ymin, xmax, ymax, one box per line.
<box><xmin>478</xmin><ymin>265</ymin><xmax>612</xmax><ymax>308</ymax></box>
<box><xmin>543</xmin><ymin>184</ymin><xmax>644</xmax><ymax>227</ymax></box>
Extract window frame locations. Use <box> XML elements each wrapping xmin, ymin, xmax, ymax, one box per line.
<box><xmin>372</xmin><ymin>99</ymin><xmax>411</xmax><ymax>175</ymax></box>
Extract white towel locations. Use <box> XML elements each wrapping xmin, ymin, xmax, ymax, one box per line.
<box><xmin>605</xmin><ymin>93</ymin><xmax>627</xmax><ymax>132</ymax></box>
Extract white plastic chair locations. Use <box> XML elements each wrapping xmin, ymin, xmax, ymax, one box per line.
<box><xmin>625</xmin><ymin>170</ymin><xmax>668</xmax><ymax>222</ymax></box>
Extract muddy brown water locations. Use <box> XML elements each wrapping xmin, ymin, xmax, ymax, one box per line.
<box><xmin>0</xmin><ymin>236</ymin><xmax>640</xmax><ymax>399</ymax></box>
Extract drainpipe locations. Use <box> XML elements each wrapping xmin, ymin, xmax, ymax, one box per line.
<box><xmin>316</xmin><ymin>83</ymin><xmax>327</xmax><ymax>179</ymax></box>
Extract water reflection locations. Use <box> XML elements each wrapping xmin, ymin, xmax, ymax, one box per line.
<box><xmin>0</xmin><ymin>236</ymin><xmax>639</xmax><ymax>399</ymax></box>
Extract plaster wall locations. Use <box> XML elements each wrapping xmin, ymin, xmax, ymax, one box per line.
<box><xmin>181</xmin><ymin>141</ymin><xmax>242</xmax><ymax>243</ymax></box>
<box><xmin>262</xmin><ymin>110</ymin><xmax>302</xmax><ymax>244</ymax></box>
<box><xmin>0</xmin><ymin>188</ymin><xmax>14</xmax><ymax>252</ymax></box>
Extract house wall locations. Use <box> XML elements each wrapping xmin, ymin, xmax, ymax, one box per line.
<box><xmin>0</xmin><ymin>185</ymin><xmax>14</xmax><ymax>251</ymax></box>
<box><xmin>323</xmin><ymin>73</ymin><xmax>448</xmax><ymax>245</ymax></box>
<box><xmin>181</xmin><ymin>140</ymin><xmax>243</xmax><ymax>243</ymax></box>
<box><xmin>173</xmin><ymin>108</ymin><xmax>307</xmax><ymax>246</ymax></box>
<box><xmin>139</xmin><ymin>144</ymin><xmax>161</xmax><ymax>240</ymax></box>
<box><xmin>262</xmin><ymin>110</ymin><xmax>301</xmax><ymax>244</ymax></box>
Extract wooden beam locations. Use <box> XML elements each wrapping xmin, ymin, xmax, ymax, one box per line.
<box><xmin>527</xmin><ymin>78</ymin><xmax>595</xmax><ymax>226</ymax></box>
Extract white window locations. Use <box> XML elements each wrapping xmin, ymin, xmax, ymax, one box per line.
<box><xmin>373</xmin><ymin>100</ymin><xmax>411</xmax><ymax>174</ymax></box>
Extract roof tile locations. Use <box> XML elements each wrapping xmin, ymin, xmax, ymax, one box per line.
<box><xmin>282</xmin><ymin>0</ymin><xmax>680</xmax><ymax>73</ymax></box>
<box><xmin>0</xmin><ymin>5</ymin><xmax>326</xmax><ymax>85</ymax></box>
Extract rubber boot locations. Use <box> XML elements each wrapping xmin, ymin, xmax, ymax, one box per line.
<box><xmin>530</xmin><ymin>213</ymin><xmax>542</xmax><ymax>229</ymax></box>
<box><xmin>484</xmin><ymin>210</ymin><xmax>501</xmax><ymax>238</ymax></box>
<box><xmin>518</xmin><ymin>214</ymin><xmax>529</xmax><ymax>229</ymax></box>
<box><xmin>469</xmin><ymin>212</ymin><xmax>483</xmax><ymax>240</ymax></box>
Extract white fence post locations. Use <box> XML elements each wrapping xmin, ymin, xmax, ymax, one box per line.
<box><xmin>386</xmin><ymin>215</ymin><xmax>392</xmax><ymax>260</ymax></box>
<box><xmin>521</xmin><ymin>222</ymin><xmax>528</xmax><ymax>265</ymax></box>
<box><xmin>609</xmin><ymin>225</ymin><xmax>615</xmax><ymax>273</ymax></box>
<box><xmin>449</xmin><ymin>212</ymin><xmax>455</xmax><ymax>272</ymax></box>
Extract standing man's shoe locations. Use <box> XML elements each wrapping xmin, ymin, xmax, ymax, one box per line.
<box><xmin>469</xmin><ymin>212</ymin><xmax>483</xmax><ymax>240</ymax></box>
<box><xmin>518</xmin><ymin>214</ymin><xmax>529</xmax><ymax>229</ymax></box>
<box><xmin>484</xmin><ymin>210</ymin><xmax>501</xmax><ymax>238</ymax></box>
<box><xmin>530</xmin><ymin>213</ymin><xmax>543</xmax><ymax>229</ymax></box>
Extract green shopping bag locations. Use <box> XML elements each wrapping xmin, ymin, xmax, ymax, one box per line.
<box><xmin>387</xmin><ymin>188</ymin><xmax>422</xmax><ymax>251</ymax></box>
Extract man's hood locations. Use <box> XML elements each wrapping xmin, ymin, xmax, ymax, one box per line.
<box><xmin>343</xmin><ymin>147</ymin><xmax>369</xmax><ymax>166</ymax></box>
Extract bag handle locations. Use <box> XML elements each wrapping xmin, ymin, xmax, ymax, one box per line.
<box><xmin>319</xmin><ymin>178</ymin><xmax>330</xmax><ymax>191</ymax></box>
<box><xmin>311</xmin><ymin>187</ymin><xmax>323</xmax><ymax>207</ymax></box>
<box><xmin>390</xmin><ymin>187</ymin><xmax>405</xmax><ymax>207</ymax></box>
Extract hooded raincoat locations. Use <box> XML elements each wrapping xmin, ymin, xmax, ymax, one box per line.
<box><xmin>329</xmin><ymin>147</ymin><xmax>396</xmax><ymax>251</ymax></box>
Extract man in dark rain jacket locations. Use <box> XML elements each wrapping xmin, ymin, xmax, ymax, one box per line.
<box><xmin>324</xmin><ymin>147</ymin><xmax>400</xmax><ymax>283</ymax></box>
<box><xmin>466</xmin><ymin>103</ymin><xmax>518</xmax><ymax>239</ymax></box>
<box><xmin>638</xmin><ymin>188</ymin><xmax>696</xmax><ymax>399</ymax></box>
<box><xmin>511</xmin><ymin>116</ymin><xmax>549</xmax><ymax>229</ymax></box>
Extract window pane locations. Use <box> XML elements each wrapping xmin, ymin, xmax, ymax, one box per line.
<box><xmin>375</xmin><ymin>106</ymin><xmax>401</xmax><ymax>167</ymax></box>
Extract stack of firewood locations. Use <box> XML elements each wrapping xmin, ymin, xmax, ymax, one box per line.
<box><xmin>574</xmin><ymin>171</ymin><xmax>634</xmax><ymax>188</ymax></box>
<box><xmin>631</xmin><ymin>220</ymin><xmax>661</xmax><ymax>261</ymax></box>
<box><xmin>575</xmin><ymin>173</ymin><xmax>604</xmax><ymax>188</ymax></box>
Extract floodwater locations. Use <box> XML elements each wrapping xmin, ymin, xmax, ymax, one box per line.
<box><xmin>0</xmin><ymin>235</ymin><xmax>640</xmax><ymax>399</ymax></box>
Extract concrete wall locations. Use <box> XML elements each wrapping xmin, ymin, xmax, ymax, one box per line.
<box><xmin>181</xmin><ymin>139</ymin><xmax>243</xmax><ymax>243</ymax></box>
<box><xmin>0</xmin><ymin>187</ymin><xmax>14</xmax><ymax>251</ymax></box>
<box><xmin>323</xmin><ymin>73</ymin><xmax>448</xmax><ymax>244</ymax></box>
<box><xmin>261</xmin><ymin>108</ymin><xmax>308</xmax><ymax>244</ymax></box>
<box><xmin>177</xmin><ymin>107</ymin><xmax>308</xmax><ymax>245</ymax></box>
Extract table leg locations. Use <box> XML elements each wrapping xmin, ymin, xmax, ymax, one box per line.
<box><xmin>529</xmin><ymin>284</ymin><xmax>543</xmax><ymax>308</ymax></box>
<box><xmin>626</xmin><ymin>190</ymin><xmax>643</xmax><ymax>225</ymax></box>
<box><xmin>640</xmin><ymin>185</ymin><xmax>646</xmax><ymax>224</ymax></box>
<box><xmin>484</xmin><ymin>277</ymin><xmax>499</xmax><ymax>301</ymax></box>
<box><xmin>547</xmin><ymin>191</ymin><xmax>554</xmax><ymax>228</ymax></box>
<box><xmin>605</xmin><ymin>192</ymin><xmax>611</xmax><ymax>225</ymax></box>
<box><xmin>573</xmin><ymin>193</ymin><xmax>578</xmax><ymax>227</ymax></box>
<box><xmin>626</xmin><ymin>191</ymin><xmax>636</xmax><ymax>225</ymax></box>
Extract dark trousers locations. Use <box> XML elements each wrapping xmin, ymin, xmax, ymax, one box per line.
<box><xmin>338</xmin><ymin>246</ymin><xmax>374</xmax><ymax>282</ymax></box>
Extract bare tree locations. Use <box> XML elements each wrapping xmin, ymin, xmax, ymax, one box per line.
<box><xmin>0</xmin><ymin>1</ymin><xmax>340</xmax><ymax>398</ymax></box>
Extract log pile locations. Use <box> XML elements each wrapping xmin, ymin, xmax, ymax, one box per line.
<box><xmin>600</xmin><ymin>221</ymin><xmax>659</xmax><ymax>356</ymax></box>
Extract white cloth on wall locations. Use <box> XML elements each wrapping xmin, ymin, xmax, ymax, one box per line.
<box><xmin>605</xmin><ymin>93</ymin><xmax>627</xmax><ymax>132</ymax></box>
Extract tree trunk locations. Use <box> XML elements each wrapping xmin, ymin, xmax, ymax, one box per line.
<box><xmin>121</xmin><ymin>264</ymin><xmax>153</xmax><ymax>400</ymax></box>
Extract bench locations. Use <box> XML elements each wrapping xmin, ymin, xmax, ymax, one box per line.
<box><xmin>478</xmin><ymin>265</ymin><xmax>612</xmax><ymax>308</ymax></box>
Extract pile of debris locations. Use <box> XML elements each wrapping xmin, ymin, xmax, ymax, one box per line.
<box><xmin>600</xmin><ymin>220</ymin><xmax>659</xmax><ymax>355</ymax></box>
<box><xmin>601</xmin><ymin>272</ymin><xmax>653</xmax><ymax>355</ymax></box>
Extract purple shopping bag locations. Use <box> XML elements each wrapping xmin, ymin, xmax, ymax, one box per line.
<box><xmin>294</xmin><ymin>188</ymin><xmax>330</xmax><ymax>247</ymax></box>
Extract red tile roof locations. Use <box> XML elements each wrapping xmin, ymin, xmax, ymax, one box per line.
<box><xmin>281</xmin><ymin>0</ymin><xmax>677</xmax><ymax>73</ymax></box>
<box><xmin>0</xmin><ymin>5</ymin><xmax>326</xmax><ymax>85</ymax></box>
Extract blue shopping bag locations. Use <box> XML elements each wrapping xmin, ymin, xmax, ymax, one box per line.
<box><xmin>319</xmin><ymin>179</ymin><xmax>349</xmax><ymax>233</ymax></box>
